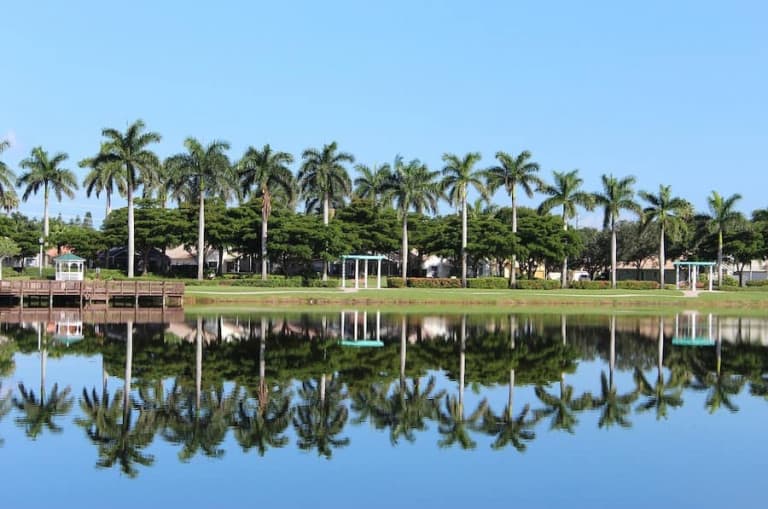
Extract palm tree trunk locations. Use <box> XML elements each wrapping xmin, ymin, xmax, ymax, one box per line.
<box><xmin>717</xmin><ymin>229</ymin><xmax>723</xmax><ymax>287</ymax></box>
<box><xmin>261</xmin><ymin>207</ymin><xmax>269</xmax><ymax>280</ymax></box>
<box><xmin>322</xmin><ymin>193</ymin><xmax>329</xmax><ymax>282</ymax></box>
<box><xmin>609</xmin><ymin>315</ymin><xmax>616</xmax><ymax>388</ymax></box>
<box><xmin>659</xmin><ymin>224</ymin><xmax>666</xmax><ymax>287</ymax></box>
<box><xmin>105</xmin><ymin>190</ymin><xmax>112</xmax><ymax>219</ymax></box>
<box><xmin>260</xmin><ymin>316</ymin><xmax>267</xmax><ymax>407</ymax></box>
<box><xmin>459</xmin><ymin>315</ymin><xmax>466</xmax><ymax>416</ymax></box>
<box><xmin>127</xmin><ymin>186</ymin><xmax>135</xmax><ymax>278</ymax></box>
<box><xmin>400</xmin><ymin>315</ymin><xmax>407</xmax><ymax>392</ymax></box>
<box><xmin>561</xmin><ymin>207</ymin><xmax>568</xmax><ymax>289</ymax></box>
<box><xmin>510</xmin><ymin>193</ymin><xmax>517</xmax><ymax>288</ymax></box>
<box><xmin>508</xmin><ymin>369</ymin><xmax>515</xmax><ymax>419</ymax></box>
<box><xmin>42</xmin><ymin>183</ymin><xmax>50</xmax><ymax>268</ymax></box>
<box><xmin>196</xmin><ymin>316</ymin><xmax>203</xmax><ymax>411</ymax></box>
<box><xmin>401</xmin><ymin>215</ymin><xmax>408</xmax><ymax>281</ymax></box>
<box><xmin>197</xmin><ymin>191</ymin><xmax>205</xmax><ymax>281</ymax></box>
<box><xmin>461</xmin><ymin>193</ymin><xmax>468</xmax><ymax>288</ymax></box>
<box><xmin>610</xmin><ymin>218</ymin><xmax>617</xmax><ymax>289</ymax></box>
<box><xmin>657</xmin><ymin>317</ymin><xmax>664</xmax><ymax>378</ymax></box>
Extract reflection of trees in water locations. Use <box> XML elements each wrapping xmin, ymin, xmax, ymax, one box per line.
<box><xmin>293</xmin><ymin>374</ymin><xmax>350</xmax><ymax>459</ymax></box>
<box><xmin>0</xmin><ymin>381</ymin><xmax>13</xmax><ymax>446</ymax></box>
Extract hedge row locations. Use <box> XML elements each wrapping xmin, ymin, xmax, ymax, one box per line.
<box><xmin>617</xmin><ymin>280</ymin><xmax>660</xmax><ymax>290</ymax></box>
<box><xmin>515</xmin><ymin>280</ymin><xmax>561</xmax><ymax>290</ymax></box>
<box><xmin>746</xmin><ymin>280</ymin><xmax>768</xmax><ymax>287</ymax></box>
<box><xmin>467</xmin><ymin>277</ymin><xmax>510</xmax><ymax>289</ymax></box>
<box><xmin>570</xmin><ymin>280</ymin><xmax>610</xmax><ymax>290</ymax></box>
<box><xmin>408</xmin><ymin>277</ymin><xmax>463</xmax><ymax>288</ymax></box>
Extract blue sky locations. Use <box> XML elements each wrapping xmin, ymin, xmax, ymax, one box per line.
<box><xmin>1</xmin><ymin>0</ymin><xmax>766</xmax><ymax>228</ymax></box>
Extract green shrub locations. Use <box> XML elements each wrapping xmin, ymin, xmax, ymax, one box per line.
<box><xmin>305</xmin><ymin>279</ymin><xmax>340</xmax><ymax>288</ymax></box>
<box><xmin>516</xmin><ymin>279</ymin><xmax>560</xmax><ymax>290</ymax></box>
<box><xmin>745</xmin><ymin>280</ymin><xmax>768</xmax><ymax>287</ymax></box>
<box><xmin>387</xmin><ymin>277</ymin><xmax>405</xmax><ymax>288</ymax></box>
<box><xmin>617</xmin><ymin>280</ymin><xmax>660</xmax><ymax>290</ymax></box>
<box><xmin>719</xmin><ymin>275</ymin><xmax>738</xmax><ymax>287</ymax></box>
<box><xmin>230</xmin><ymin>277</ymin><xmax>303</xmax><ymax>288</ymax></box>
<box><xmin>467</xmin><ymin>277</ymin><xmax>509</xmax><ymax>289</ymax></box>
<box><xmin>408</xmin><ymin>277</ymin><xmax>463</xmax><ymax>288</ymax></box>
<box><xmin>570</xmin><ymin>280</ymin><xmax>610</xmax><ymax>290</ymax></box>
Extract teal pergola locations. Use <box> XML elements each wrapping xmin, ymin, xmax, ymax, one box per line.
<box><xmin>673</xmin><ymin>261</ymin><xmax>716</xmax><ymax>291</ymax></box>
<box><xmin>340</xmin><ymin>254</ymin><xmax>386</xmax><ymax>289</ymax></box>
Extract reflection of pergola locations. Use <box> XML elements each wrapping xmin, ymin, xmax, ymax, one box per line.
<box><xmin>340</xmin><ymin>255</ymin><xmax>385</xmax><ymax>289</ymax></box>
<box><xmin>673</xmin><ymin>261</ymin><xmax>715</xmax><ymax>291</ymax></box>
<box><xmin>54</xmin><ymin>253</ymin><xmax>85</xmax><ymax>281</ymax></box>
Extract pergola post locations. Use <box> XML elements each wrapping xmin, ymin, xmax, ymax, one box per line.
<box><xmin>675</xmin><ymin>264</ymin><xmax>680</xmax><ymax>290</ymax></box>
<box><xmin>708</xmin><ymin>265</ymin><xmax>713</xmax><ymax>291</ymax></box>
<box><xmin>364</xmin><ymin>260</ymin><xmax>368</xmax><ymax>289</ymax></box>
<box><xmin>377</xmin><ymin>258</ymin><xmax>382</xmax><ymax>289</ymax></box>
<box><xmin>354</xmin><ymin>259</ymin><xmax>359</xmax><ymax>289</ymax></box>
<box><xmin>341</xmin><ymin>257</ymin><xmax>346</xmax><ymax>289</ymax></box>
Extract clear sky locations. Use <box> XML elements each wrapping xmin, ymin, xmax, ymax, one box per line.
<box><xmin>1</xmin><ymin>0</ymin><xmax>766</xmax><ymax>228</ymax></box>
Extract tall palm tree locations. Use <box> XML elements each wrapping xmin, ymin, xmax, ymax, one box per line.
<box><xmin>17</xmin><ymin>147</ymin><xmax>78</xmax><ymax>243</ymax></box>
<box><xmin>93</xmin><ymin>120</ymin><xmax>161</xmax><ymax>278</ymax></box>
<box><xmin>441</xmin><ymin>152</ymin><xmax>486</xmax><ymax>287</ymax></box>
<box><xmin>298</xmin><ymin>142</ymin><xmax>354</xmax><ymax>281</ymax></box>
<box><xmin>165</xmin><ymin>138</ymin><xmax>233</xmax><ymax>280</ymax></box>
<box><xmin>639</xmin><ymin>185</ymin><xmax>689</xmax><ymax>287</ymax></box>
<box><xmin>80</xmin><ymin>144</ymin><xmax>128</xmax><ymax>220</ymax></box>
<box><xmin>353</xmin><ymin>163</ymin><xmax>392</xmax><ymax>206</ymax></box>
<box><xmin>292</xmin><ymin>374</ymin><xmax>350</xmax><ymax>459</ymax></box>
<box><xmin>634</xmin><ymin>317</ymin><xmax>685</xmax><ymax>420</ymax></box>
<box><xmin>594</xmin><ymin>174</ymin><xmax>641</xmax><ymax>288</ymax></box>
<box><xmin>538</xmin><ymin>170</ymin><xmax>594</xmax><ymax>287</ymax></box>
<box><xmin>384</xmin><ymin>156</ymin><xmax>440</xmax><ymax>280</ymax></box>
<box><xmin>0</xmin><ymin>139</ymin><xmax>18</xmax><ymax>212</ymax></box>
<box><xmin>485</xmin><ymin>150</ymin><xmax>542</xmax><ymax>287</ymax></box>
<box><xmin>590</xmin><ymin>316</ymin><xmax>638</xmax><ymax>428</ymax></box>
<box><xmin>238</xmin><ymin>144</ymin><xmax>295</xmax><ymax>280</ymax></box>
<box><xmin>707</xmin><ymin>191</ymin><xmax>743</xmax><ymax>286</ymax></box>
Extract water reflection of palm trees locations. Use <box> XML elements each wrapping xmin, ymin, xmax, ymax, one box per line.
<box><xmin>13</xmin><ymin>322</ymin><xmax>73</xmax><ymax>439</ymax></box>
<box><xmin>690</xmin><ymin>321</ymin><xmax>744</xmax><ymax>413</ymax></box>
<box><xmin>75</xmin><ymin>321</ymin><xmax>156</xmax><ymax>477</ymax></box>
<box><xmin>437</xmin><ymin>315</ymin><xmax>488</xmax><ymax>450</ymax></box>
<box><xmin>293</xmin><ymin>374</ymin><xmax>350</xmax><ymax>458</ymax></box>
<box><xmin>634</xmin><ymin>317</ymin><xmax>684</xmax><ymax>420</ymax></box>
<box><xmin>0</xmin><ymin>381</ymin><xmax>11</xmax><ymax>446</ymax></box>
<box><xmin>591</xmin><ymin>316</ymin><xmax>638</xmax><ymax>429</ymax></box>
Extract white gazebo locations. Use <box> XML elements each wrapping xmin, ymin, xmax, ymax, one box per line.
<box><xmin>54</xmin><ymin>253</ymin><xmax>85</xmax><ymax>281</ymax></box>
<box><xmin>673</xmin><ymin>261</ymin><xmax>716</xmax><ymax>291</ymax></box>
<box><xmin>340</xmin><ymin>254</ymin><xmax>386</xmax><ymax>289</ymax></box>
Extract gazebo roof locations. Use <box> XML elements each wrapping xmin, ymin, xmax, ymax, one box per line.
<box><xmin>53</xmin><ymin>253</ymin><xmax>85</xmax><ymax>262</ymax></box>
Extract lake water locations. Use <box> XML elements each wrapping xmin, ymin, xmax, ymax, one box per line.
<box><xmin>1</xmin><ymin>309</ymin><xmax>766</xmax><ymax>508</ymax></box>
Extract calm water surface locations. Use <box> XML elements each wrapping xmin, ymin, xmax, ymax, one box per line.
<box><xmin>1</xmin><ymin>310</ymin><xmax>767</xmax><ymax>508</ymax></box>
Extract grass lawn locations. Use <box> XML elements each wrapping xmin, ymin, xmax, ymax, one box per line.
<box><xmin>183</xmin><ymin>286</ymin><xmax>768</xmax><ymax>315</ymax></box>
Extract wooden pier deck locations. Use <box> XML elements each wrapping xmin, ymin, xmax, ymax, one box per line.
<box><xmin>0</xmin><ymin>280</ymin><xmax>185</xmax><ymax>308</ymax></box>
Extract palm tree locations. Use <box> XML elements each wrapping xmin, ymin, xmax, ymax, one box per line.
<box><xmin>0</xmin><ymin>139</ymin><xmax>18</xmax><ymax>212</ymax></box>
<box><xmin>238</xmin><ymin>144</ymin><xmax>295</xmax><ymax>280</ymax></box>
<box><xmin>353</xmin><ymin>163</ymin><xmax>392</xmax><ymax>206</ymax></box>
<box><xmin>538</xmin><ymin>170</ymin><xmax>594</xmax><ymax>287</ymax></box>
<box><xmin>165</xmin><ymin>138</ymin><xmax>233</xmax><ymax>280</ymax></box>
<box><xmin>80</xmin><ymin>144</ymin><xmax>128</xmax><ymax>220</ymax></box>
<box><xmin>93</xmin><ymin>120</ymin><xmax>161</xmax><ymax>278</ymax></box>
<box><xmin>707</xmin><ymin>191</ymin><xmax>743</xmax><ymax>286</ymax></box>
<box><xmin>17</xmin><ymin>147</ymin><xmax>78</xmax><ymax>246</ymax></box>
<box><xmin>639</xmin><ymin>185</ymin><xmax>689</xmax><ymax>287</ymax></box>
<box><xmin>384</xmin><ymin>156</ymin><xmax>440</xmax><ymax>280</ymax></box>
<box><xmin>298</xmin><ymin>142</ymin><xmax>354</xmax><ymax>281</ymax></box>
<box><xmin>485</xmin><ymin>150</ymin><xmax>542</xmax><ymax>287</ymax></box>
<box><xmin>0</xmin><ymin>381</ymin><xmax>12</xmax><ymax>446</ymax></box>
<box><xmin>591</xmin><ymin>315</ymin><xmax>639</xmax><ymax>428</ymax></box>
<box><xmin>441</xmin><ymin>152</ymin><xmax>486</xmax><ymax>287</ymax></box>
<box><xmin>690</xmin><ymin>323</ymin><xmax>744</xmax><ymax>414</ymax></box>
<box><xmin>292</xmin><ymin>374</ymin><xmax>350</xmax><ymax>459</ymax></box>
<box><xmin>594</xmin><ymin>174</ymin><xmax>641</xmax><ymax>288</ymax></box>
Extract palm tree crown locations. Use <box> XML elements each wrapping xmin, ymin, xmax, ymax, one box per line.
<box><xmin>237</xmin><ymin>144</ymin><xmax>295</xmax><ymax>280</ymax></box>
<box><xmin>93</xmin><ymin>120</ymin><xmax>161</xmax><ymax>278</ymax></box>
<box><xmin>594</xmin><ymin>174</ymin><xmax>641</xmax><ymax>288</ymax></box>
<box><xmin>353</xmin><ymin>163</ymin><xmax>392</xmax><ymax>207</ymax></box>
<box><xmin>441</xmin><ymin>152</ymin><xmax>486</xmax><ymax>287</ymax></box>
<box><xmin>80</xmin><ymin>143</ymin><xmax>128</xmax><ymax>220</ymax></box>
<box><xmin>0</xmin><ymin>140</ymin><xmax>18</xmax><ymax>212</ymax></box>
<box><xmin>17</xmin><ymin>147</ymin><xmax>78</xmax><ymax>239</ymax></box>
<box><xmin>639</xmin><ymin>185</ymin><xmax>690</xmax><ymax>286</ymax></box>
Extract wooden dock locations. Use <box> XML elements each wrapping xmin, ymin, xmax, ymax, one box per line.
<box><xmin>0</xmin><ymin>280</ymin><xmax>184</xmax><ymax>308</ymax></box>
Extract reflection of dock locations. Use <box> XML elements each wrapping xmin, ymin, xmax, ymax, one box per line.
<box><xmin>672</xmin><ymin>311</ymin><xmax>716</xmax><ymax>346</ymax></box>
<box><xmin>0</xmin><ymin>307</ymin><xmax>184</xmax><ymax>324</ymax></box>
<box><xmin>0</xmin><ymin>280</ymin><xmax>184</xmax><ymax>308</ymax></box>
<box><xmin>339</xmin><ymin>310</ymin><xmax>384</xmax><ymax>347</ymax></box>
